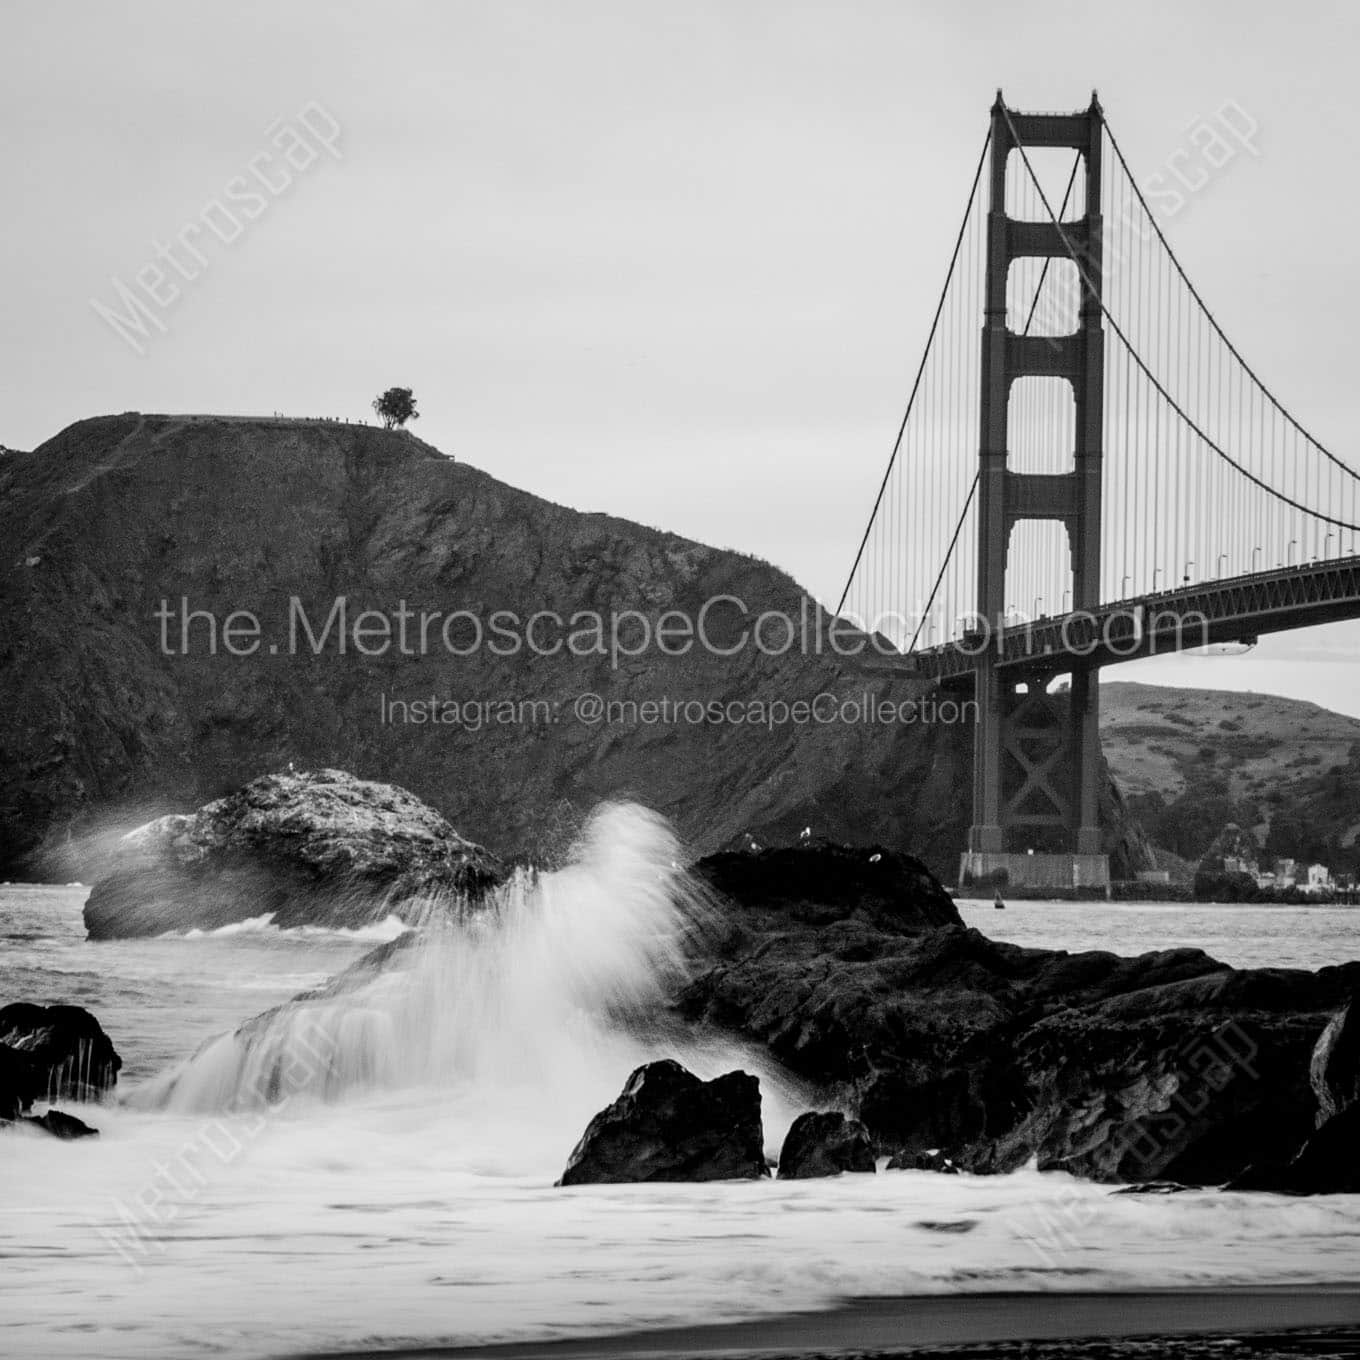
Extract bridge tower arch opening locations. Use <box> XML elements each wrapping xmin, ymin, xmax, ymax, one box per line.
<box><xmin>963</xmin><ymin>92</ymin><xmax>1109</xmax><ymax>893</ymax></box>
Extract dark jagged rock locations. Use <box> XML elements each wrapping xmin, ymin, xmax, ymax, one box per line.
<box><xmin>681</xmin><ymin>845</ymin><xmax>1360</xmax><ymax>1187</ymax></box>
<box><xmin>557</xmin><ymin>1060</ymin><xmax>768</xmax><ymax>1185</ymax></box>
<box><xmin>0</xmin><ymin>1044</ymin><xmax>43</xmax><ymax>1120</ymax></box>
<box><xmin>1310</xmin><ymin>997</ymin><xmax>1360</xmax><ymax>1123</ymax></box>
<box><xmin>887</xmin><ymin>1148</ymin><xmax>959</xmax><ymax>1174</ymax></box>
<box><xmin>777</xmin><ymin>1110</ymin><xmax>875</xmax><ymax>1178</ymax></box>
<box><xmin>1231</xmin><ymin>1102</ymin><xmax>1360</xmax><ymax>1194</ymax></box>
<box><xmin>1272</xmin><ymin>1102</ymin><xmax>1360</xmax><ymax>1193</ymax></box>
<box><xmin>0</xmin><ymin>1003</ymin><xmax>121</xmax><ymax>1102</ymax></box>
<box><xmin>83</xmin><ymin>768</ymin><xmax>504</xmax><ymax>938</ymax></box>
<box><xmin>18</xmin><ymin>1109</ymin><xmax>99</xmax><ymax>1140</ymax></box>
<box><xmin>0</xmin><ymin>1004</ymin><xmax>117</xmax><ymax>1139</ymax></box>
<box><xmin>695</xmin><ymin>843</ymin><xmax>961</xmax><ymax>935</ymax></box>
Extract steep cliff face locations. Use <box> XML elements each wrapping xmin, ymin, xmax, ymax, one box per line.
<box><xmin>0</xmin><ymin>414</ymin><xmax>970</xmax><ymax>877</ymax></box>
<box><xmin>0</xmin><ymin>413</ymin><xmax>1147</xmax><ymax>881</ymax></box>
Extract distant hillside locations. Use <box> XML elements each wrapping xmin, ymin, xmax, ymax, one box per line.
<box><xmin>1</xmin><ymin>413</ymin><xmax>990</xmax><ymax>879</ymax></box>
<box><xmin>1102</xmin><ymin>681</ymin><xmax>1360</xmax><ymax>868</ymax></box>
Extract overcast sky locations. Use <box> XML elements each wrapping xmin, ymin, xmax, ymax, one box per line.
<box><xmin>6</xmin><ymin>1</ymin><xmax>1360</xmax><ymax>713</ymax></box>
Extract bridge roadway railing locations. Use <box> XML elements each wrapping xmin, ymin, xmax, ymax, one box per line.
<box><xmin>906</xmin><ymin>557</ymin><xmax>1360</xmax><ymax>683</ymax></box>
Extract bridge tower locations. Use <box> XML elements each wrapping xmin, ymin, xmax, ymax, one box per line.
<box><xmin>962</xmin><ymin>93</ymin><xmax>1109</xmax><ymax>893</ymax></box>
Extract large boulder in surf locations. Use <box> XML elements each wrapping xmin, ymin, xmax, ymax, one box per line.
<box><xmin>0</xmin><ymin>1044</ymin><xmax>43</xmax><ymax>1121</ymax></box>
<box><xmin>680</xmin><ymin>843</ymin><xmax>1360</xmax><ymax>1188</ymax></box>
<box><xmin>83</xmin><ymin>768</ymin><xmax>505</xmax><ymax>938</ymax></box>
<box><xmin>16</xmin><ymin>1109</ymin><xmax>100</xmax><ymax>1140</ymax></box>
<box><xmin>777</xmin><ymin>1110</ymin><xmax>875</xmax><ymax>1178</ymax></box>
<box><xmin>557</xmin><ymin>1060</ymin><xmax>768</xmax><ymax>1185</ymax></box>
<box><xmin>0</xmin><ymin>1003</ymin><xmax>121</xmax><ymax>1103</ymax></box>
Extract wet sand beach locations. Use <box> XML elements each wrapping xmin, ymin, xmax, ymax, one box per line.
<box><xmin>309</xmin><ymin>1288</ymin><xmax>1360</xmax><ymax>1359</ymax></box>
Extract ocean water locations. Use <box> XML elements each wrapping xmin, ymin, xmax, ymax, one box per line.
<box><xmin>954</xmin><ymin>896</ymin><xmax>1360</xmax><ymax>973</ymax></box>
<box><xmin>1</xmin><ymin>808</ymin><xmax>1359</xmax><ymax>1360</ymax></box>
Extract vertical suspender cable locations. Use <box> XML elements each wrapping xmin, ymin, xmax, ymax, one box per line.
<box><xmin>835</xmin><ymin>130</ymin><xmax>991</xmax><ymax>619</ymax></box>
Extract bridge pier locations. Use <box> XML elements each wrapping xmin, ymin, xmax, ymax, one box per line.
<box><xmin>967</xmin><ymin>659</ymin><xmax>1006</xmax><ymax>854</ymax></box>
<box><xmin>1071</xmin><ymin>668</ymin><xmax>1103</xmax><ymax>856</ymax></box>
<box><xmin>960</xmin><ymin>664</ymin><xmax>1108</xmax><ymax>891</ymax></box>
<box><xmin>959</xmin><ymin>848</ymin><xmax>1111</xmax><ymax>894</ymax></box>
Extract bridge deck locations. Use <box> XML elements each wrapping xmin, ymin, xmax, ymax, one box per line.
<box><xmin>904</xmin><ymin>557</ymin><xmax>1360</xmax><ymax>682</ymax></box>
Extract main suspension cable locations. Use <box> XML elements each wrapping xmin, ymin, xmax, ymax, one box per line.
<box><xmin>1103</xmin><ymin>117</ymin><xmax>1360</xmax><ymax>485</ymax></box>
<box><xmin>835</xmin><ymin>130</ymin><xmax>992</xmax><ymax>618</ymax></box>
<box><xmin>907</xmin><ymin>150</ymin><xmax>1085</xmax><ymax>652</ymax></box>
<box><xmin>1002</xmin><ymin>104</ymin><xmax>1360</xmax><ymax>534</ymax></box>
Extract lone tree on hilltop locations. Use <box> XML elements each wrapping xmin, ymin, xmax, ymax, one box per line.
<box><xmin>372</xmin><ymin>387</ymin><xmax>419</xmax><ymax>430</ymax></box>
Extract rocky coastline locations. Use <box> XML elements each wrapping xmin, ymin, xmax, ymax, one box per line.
<box><xmin>45</xmin><ymin>768</ymin><xmax>1359</xmax><ymax>1192</ymax></box>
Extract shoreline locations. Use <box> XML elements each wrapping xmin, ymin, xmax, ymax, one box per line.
<box><xmin>299</xmin><ymin>1287</ymin><xmax>1360</xmax><ymax>1359</ymax></box>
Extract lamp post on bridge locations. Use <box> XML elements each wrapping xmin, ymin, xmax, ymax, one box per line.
<box><xmin>1253</xmin><ymin>546</ymin><xmax>1263</xmax><ymax>572</ymax></box>
<box><xmin>1182</xmin><ymin>560</ymin><xmax>1194</xmax><ymax>584</ymax></box>
<box><xmin>1287</xmin><ymin>539</ymin><xmax>1299</xmax><ymax>567</ymax></box>
<box><xmin>1216</xmin><ymin>553</ymin><xmax>1228</xmax><ymax>578</ymax></box>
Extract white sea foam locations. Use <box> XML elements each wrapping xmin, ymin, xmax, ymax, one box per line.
<box><xmin>133</xmin><ymin>802</ymin><xmax>808</xmax><ymax>1164</ymax></box>
<box><xmin>3</xmin><ymin>1100</ymin><xmax>1360</xmax><ymax>1360</ymax></box>
<box><xmin>2</xmin><ymin>806</ymin><xmax>1360</xmax><ymax>1360</ymax></box>
<box><xmin>167</xmin><ymin>912</ymin><xmax>412</xmax><ymax>942</ymax></box>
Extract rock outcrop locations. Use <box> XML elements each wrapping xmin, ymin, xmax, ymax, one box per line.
<box><xmin>695</xmin><ymin>842</ymin><xmax>961</xmax><ymax>935</ymax></box>
<box><xmin>0</xmin><ymin>1003</ymin><xmax>121</xmax><ymax>1101</ymax></box>
<box><xmin>19</xmin><ymin>1109</ymin><xmax>99</xmax><ymax>1140</ymax></box>
<box><xmin>83</xmin><ymin>768</ymin><xmax>504</xmax><ymax>938</ymax></box>
<box><xmin>1230</xmin><ymin>1101</ymin><xmax>1360</xmax><ymax>1195</ymax></box>
<box><xmin>557</xmin><ymin>1060</ymin><xmax>768</xmax><ymax>1185</ymax></box>
<box><xmin>1275</xmin><ymin>1102</ymin><xmax>1360</xmax><ymax>1193</ymax></box>
<box><xmin>1227</xmin><ymin>995</ymin><xmax>1360</xmax><ymax>1193</ymax></box>
<box><xmin>0</xmin><ymin>1045</ymin><xmax>41</xmax><ymax>1121</ymax></box>
<box><xmin>681</xmin><ymin>842</ymin><xmax>1360</xmax><ymax>1185</ymax></box>
<box><xmin>1310</xmin><ymin>997</ymin><xmax>1360</xmax><ymax>1123</ymax></box>
<box><xmin>777</xmin><ymin>1111</ymin><xmax>875</xmax><ymax>1178</ymax></box>
<box><xmin>0</xmin><ymin>1003</ymin><xmax>119</xmax><ymax>1138</ymax></box>
<box><xmin>886</xmin><ymin>1148</ymin><xmax>958</xmax><ymax>1173</ymax></box>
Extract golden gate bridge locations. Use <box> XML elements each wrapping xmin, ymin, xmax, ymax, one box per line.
<box><xmin>836</xmin><ymin>93</ymin><xmax>1360</xmax><ymax>890</ymax></box>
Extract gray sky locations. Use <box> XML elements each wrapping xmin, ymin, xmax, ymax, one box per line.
<box><xmin>6</xmin><ymin>1</ymin><xmax>1360</xmax><ymax>713</ymax></box>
